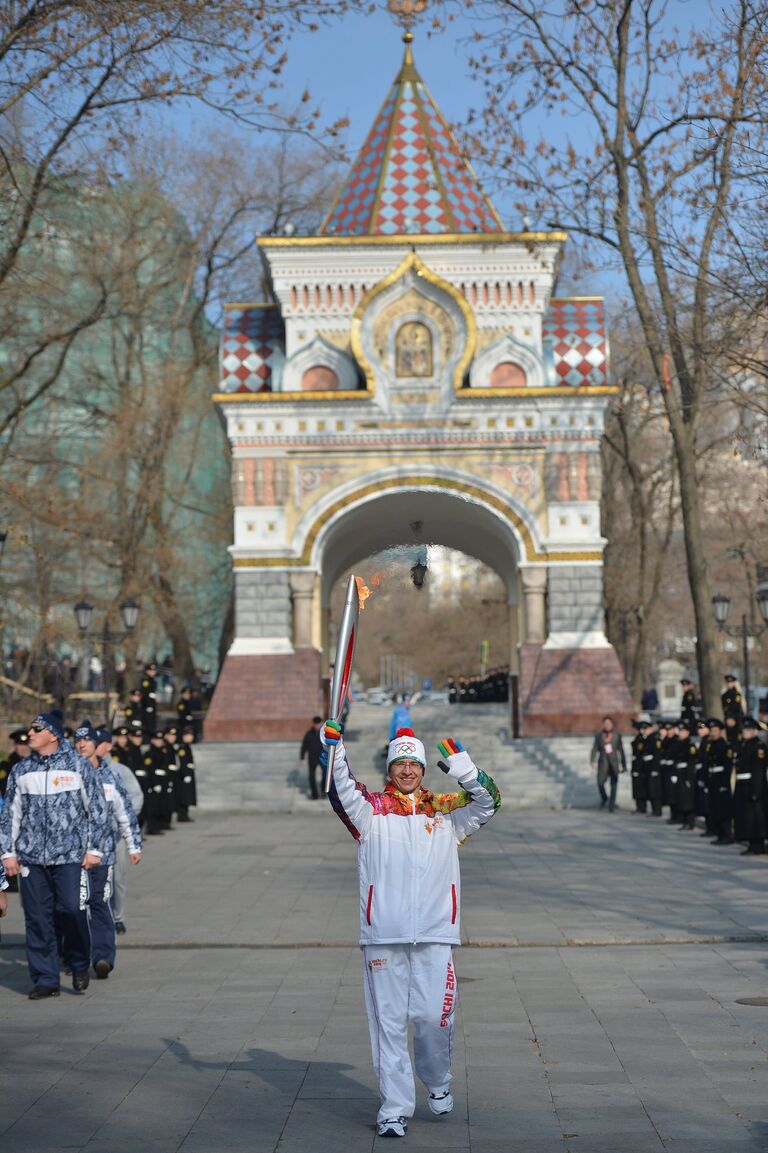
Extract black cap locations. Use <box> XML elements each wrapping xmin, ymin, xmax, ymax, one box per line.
<box><xmin>9</xmin><ymin>728</ymin><xmax>29</xmax><ymax>744</ymax></box>
<box><xmin>150</xmin><ymin>730</ymin><xmax>164</xmax><ymax>741</ymax></box>
<box><xmin>677</xmin><ymin>717</ymin><xmax>692</xmax><ymax>730</ymax></box>
<box><xmin>724</xmin><ymin>674</ymin><xmax>737</xmax><ymax>681</ymax></box>
<box><xmin>680</xmin><ymin>678</ymin><xmax>692</xmax><ymax>685</ymax></box>
<box><xmin>114</xmin><ymin>726</ymin><xmax>130</xmax><ymax>737</ymax></box>
<box><xmin>707</xmin><ymin>717</ymin><xmax>725</xmax><ymax>729</ymax></box>
<box><xmin>743</xmin><ymin>716</ymin><xmax>759</xmax><ymax>729</ymax></box>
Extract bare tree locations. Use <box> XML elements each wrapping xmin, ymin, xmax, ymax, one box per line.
<box><xmin>464</xmin><ymin>0</ymin><xmax>768</xmax><ymax>710</ymax></box>
<box><xmin>0</xmin><ymin>132</ymin><xmax>342</xmax><ymax>688</ymax></box>
<box><xmin>0</xmin><ymin>0</ymin><xmax>359</xmax><ymax>446</ymax></box>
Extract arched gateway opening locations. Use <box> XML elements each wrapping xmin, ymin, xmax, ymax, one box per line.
<box><xmin>205</xmin><ymin>35</ymin><xmax>633</xmax><ymax>741</ymax></box>
<box><xmin>316</xmin><ymin>487</ymin><xmax>522</xmax><ymax>693</ymax></box>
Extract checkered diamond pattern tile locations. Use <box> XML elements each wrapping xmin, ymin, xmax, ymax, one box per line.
<box><xmin>542</xmin><ymin>300</ymin><xmax>608</xmax><ymax>387</ymax></box>
<box><xmin>219</xmin><ymin>307</ymin><xmax>285</xmax><ymax>393</ymax></box>
<box><xmin>322</xmin><ymin>52</ymin><xmax>501</xmax><ymax>237</ymax></box>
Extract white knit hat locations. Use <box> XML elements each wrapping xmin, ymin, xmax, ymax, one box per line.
<box><xmin>387</xmin><ymin>727</ymin><xmax>426</xmax><ymax>768</ymax></box>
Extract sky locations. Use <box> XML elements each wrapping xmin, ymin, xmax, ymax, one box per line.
<box><xmin>281</xmin><ymin>9</ymin><xmax>487</xmax><ymax>150</ymax></box>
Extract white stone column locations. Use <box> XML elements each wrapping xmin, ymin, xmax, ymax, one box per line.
<box><xmin>290</xmin><ymin>571</ymin><xmax>317</xmax><ymax>649</ymax></box>
<box><xmin>520</xmin><ymin>567</ymin><xmax>548</xmax><ymax>644</ymax></box>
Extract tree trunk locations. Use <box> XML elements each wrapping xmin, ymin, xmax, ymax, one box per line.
<box><xmin>151</xmin><ymin>574</ymin><xmax>196</xmax><ymax>689</ymax></box>
<box><xmin>672</xmin><ymin>423</ymin><xmax>720</xmax><ymax>713</ymax></box>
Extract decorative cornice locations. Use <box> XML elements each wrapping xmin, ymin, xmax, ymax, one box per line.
<box><xmin>258</xmin><ymin>231</ymin><xmax>568</xmax><ymax>249</ymax></box>
<box><xmin>456</xmin><ymin>386</ymin><xmax>618</xmax><ymax>398</ymax></box>
<box><xmin>213</xmin><ymin>390</ymin><xmax>373</xmax><ymax>404</ymax></box>
<box><xmin>349</xmin><ymin>251</ymin><xmax>476</xmax><ymax>390</ymax></box>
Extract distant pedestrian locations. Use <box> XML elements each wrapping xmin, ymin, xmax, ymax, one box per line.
<box><xmin>641</xmin><ymin>686</ymin><xmax>659</xmax><ymax>713</ymax></box>
<box><xmin>300</xmin><ymin>716</ymin><xmax>323</xmax><ymax>800</ymax></box>
<box><xmin>590</xmin><ymin>716</ymin><xmax>626</xmax><ymax>811</ymax></box>
<box><xmin>389</xmin><ymin>695</ymin><xmax>412</xmax><ymax>740</ymax></box>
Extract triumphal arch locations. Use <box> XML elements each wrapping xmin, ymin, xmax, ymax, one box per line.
<box><xmin>205</xmin><ymin>35</ymin><xmax>633</xmax><ymax>740</ymax></box>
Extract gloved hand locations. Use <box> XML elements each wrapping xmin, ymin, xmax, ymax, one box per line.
<box><xmin>436</xmin><ymin>738</ymin><xmax>477</xmax><ymax>785</ymax></box>
<box><xmin>320</xmin><ymin>719</ymin><xmax>343</xmax><ymax>749</ymax></box>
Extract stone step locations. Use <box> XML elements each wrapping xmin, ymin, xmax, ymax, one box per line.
<box><xmin>192</xmin><ymin>700</ymin><xmax>605</xmax><ymax>812</ymax></box>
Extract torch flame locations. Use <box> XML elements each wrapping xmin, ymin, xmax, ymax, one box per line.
<box><xmin>355</xmin><ymin>575</ymin><xmax>373</xmax><ymax>610</ymax></box>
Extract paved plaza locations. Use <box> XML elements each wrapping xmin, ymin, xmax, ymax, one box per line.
<box><xmin>2</xmin><ymin>802</ymin><xmax>768</xmax><ymax>1153</ymax></box>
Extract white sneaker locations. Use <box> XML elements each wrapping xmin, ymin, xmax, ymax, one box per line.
<box><xmin>377</xmin><ymin>1117</ymin><xmax>407</xmax><ymax>1137</ymax></box>
<box><xmin>427</xmin><ymin>1090</ymin><xmax>454</xmax><ymax>1116</ymax></box>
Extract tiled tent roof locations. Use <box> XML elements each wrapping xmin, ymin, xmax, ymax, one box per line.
<box><xmin>219</xmin><ymin>305</ymin><xmax>285</xmax><ymax>393</ymax></box>
<box><xmin>321</xmin><ymin>40</ymin><xmax>502</xmax><ymax>237</ymax></box>
<box><xmin>542</xmin><ymin>299</ymin><xmax>608</xmax><ymax>388</ymax></box>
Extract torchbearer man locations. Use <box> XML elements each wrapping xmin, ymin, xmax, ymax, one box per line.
<box><xmin>325</xmin><ymin>722</ymin><xmax>501</xmax><ymax>1139</ymax></box>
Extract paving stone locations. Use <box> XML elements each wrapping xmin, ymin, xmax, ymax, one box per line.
<box><xmin>2</xmin><ymin>810</ymin><xmax>768</xmax><ymax>1151</ymax></box>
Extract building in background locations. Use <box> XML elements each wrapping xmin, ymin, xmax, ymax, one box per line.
<box><xmin>206</xmin><ymin>32</ymin><xmax>633</xmax><ymax>739</ymax></box>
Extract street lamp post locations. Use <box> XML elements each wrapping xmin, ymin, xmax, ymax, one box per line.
<box><xmin>711</xmin><ymin>588</ymin><xmax>768</xmax><ymax>713</ymax></box>
<box><xmin>74</xmin><ymin>599</ymin><xmax>140</xmax><ymax>724</ymax></box>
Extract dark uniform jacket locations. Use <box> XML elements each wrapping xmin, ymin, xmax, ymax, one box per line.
<box><xmin>722</xmin><ymin>687</ymin><xmax>744</xmax><ymax>723</ymax></box>
<box><xmin>674</xmin><ymin>736</ymin><xmax>697</xmax><ymax>815</ymax></box>
<box><xmin>733</xmin><ymin>737</ymin><xmax>767</xmax><ymax>844</ymax></box>
<box><xmin>174</xmin><ymin>741</ymin><xmax>197</xmax><ymax>808</ymax></box>
<box><xmin>706</xmin><ymin>736</ymin><xmax>732</xmax><ymax>822</ymax></box>
<box><xmin>631</xmin><ymin>733</ymin><xmax>649</xmax><ymax>802</ymax></box>
<box><xmin>695</xmin><ymin>737</ymin><xmax>710</xmax><ymax>817</ymax></box>
<box><xmin>145</xmin><ymin>743</ymin><xmax>173</xmax><ymax>819</ymax></box>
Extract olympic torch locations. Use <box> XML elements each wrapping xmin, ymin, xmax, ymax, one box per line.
<box><xmin>324</xmin><ymin>574</ymin><xmax>361</xmax><ymax>793</ymax></box>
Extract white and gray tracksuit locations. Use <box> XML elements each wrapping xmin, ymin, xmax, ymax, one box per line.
<box><xmin>328</xmin><ymin>739</ymin><xmax>500</xmax><ymax>1122</ymax></box>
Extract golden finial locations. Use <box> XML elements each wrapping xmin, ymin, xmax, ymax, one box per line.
<box><xmin>387</xmin><ymin>0</ymin><xmax>429</xmax><ymax>40</ymax></box>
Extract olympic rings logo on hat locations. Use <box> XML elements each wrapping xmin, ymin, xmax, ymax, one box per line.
<box><xmin>396</xmin><ymin>740</ymin><xmax>417</xmax><ymax>753</ymax></box>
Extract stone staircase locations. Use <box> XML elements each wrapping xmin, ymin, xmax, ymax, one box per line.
<box><xmin>193</xmin><ymin>702</ymin><xmax>608</xmax><ymax>813</ymax></box>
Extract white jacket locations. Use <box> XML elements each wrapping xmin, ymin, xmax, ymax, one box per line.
<box><xmin>329</xmin><ymin>739</ymin><xmax>500</xmax><ymax>946</ymax></box>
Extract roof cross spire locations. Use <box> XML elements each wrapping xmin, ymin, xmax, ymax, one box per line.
<box><xmin>387</xmin><ymin>0</ymin><xmax>429</xmax><ymax>39</ymax></box>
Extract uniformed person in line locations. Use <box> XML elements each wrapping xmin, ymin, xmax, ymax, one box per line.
<box><xmin>706</xmin><ymin>718</ymin><xmax>733</xmax><ymax>845</ymax></box>
<box><xmin>643</xmin><ymin>717</ymin><xmax>664</xmax><ymax>817</ymax></box>
<box><xmin>658</xmin><ymin>720</ymin><xmax>679</xmax><ymax>823</ymax></box>
<box><xmin>0</xmin><ymin>728</ymin><xmax>30</xmax><ymax>890</ymax></box>
<box><xmin>680</xmin><ymin>679</ymin><xmax>699</xmax><ymax>728</ymax></box>
<box><xmin>630</xmin><ymin>713</ymin><xmax>650</xmax><ymax>813</ymax></box>
<box><xmin>139</xmin><ymin>661</ymin><xmax>159</xmax><ymax>734</ymax></box>
<box><xmin>446</xmin><ymin>677</ymin><xmax>457</xmax><ymax>705</ymax></box>
<box><xmin>733</xmin><ymin>717</ymin><xmax>767</xmax><ymax>855</ymax></box>
<box><xmin>632</xmin><ymin>713</ymin><xmax>658</xmax><ymax>813</ymax></box>
<box><xmin>163</xmin><ymin>725</ymin><xmax>181</xmax><ymax>822</ymax></box>
<box><xmin>724</xmin><ymin>711</ymin><xmax>743</xmax><ymax>759</ymax></box>
<box><xmin>126</xmin><ymin>728</ymin><xmax>153</xmax><ymax>833</ymax></box>
<box><xmin>694</xmin><ymin>719</ymin><xmax>712</xmax><ymax>835</ymax></box>
<box><xmin>0</xmin><ymin>728</ymin><xmax>30</xmax><ymax>797</ymax></box>
<box><xmin>175</xmin><ymin>686</ymin><xmax>201</xmax><ymax>741</ymax></box>
<box><xmin>144</xmin><ymin>730</ymin><xmax>172</xmax><ymax>832</ymax></box>
<box><xmin>674</xmin><ymin>718</ymin><xmax>697</xmax><ymax>830</ymax></box>
<box><xmin>122</xmin><ymin>687</ymin><xmax>143</xmax><ymax>731</ymax></box>
<box><xmin>174</xmin><ymin>725</ymin><xmax>197</xmax><ymax>822</ymax></box>
<box><xmin>110</xmin><ymin>726</ymin><xmax>132</xmax><ymax>770</ymax></box>
<box><xmin>721</xmin><ymin>674</ymin><xmax>744</xmax><ymax>724</ymax></box>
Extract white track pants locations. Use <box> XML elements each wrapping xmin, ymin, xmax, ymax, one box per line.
<box><xmin>362</xmin><ymin>943</ymin><xmax>456</xmax><ymax>1123</ymax></box>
